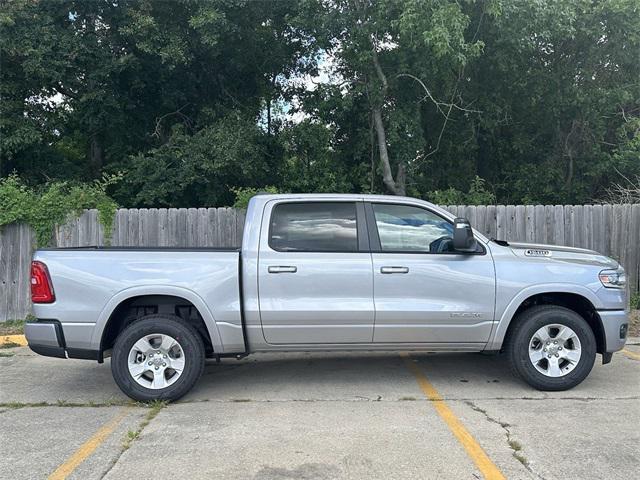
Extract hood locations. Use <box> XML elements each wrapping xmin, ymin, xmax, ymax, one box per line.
<box><xmin>505</xmin><ymin>242</ymin><xmax>619</xmax><ymax>269</ymax></box>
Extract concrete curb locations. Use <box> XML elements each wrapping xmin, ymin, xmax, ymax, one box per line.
<box><xmin>0</xmin><ymin>334</ymin><xmax>27</xmax><ymax>346</ymax></box>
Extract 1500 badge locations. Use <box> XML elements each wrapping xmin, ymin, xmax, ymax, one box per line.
<box><xmin>525</xmin><ymin>249</ymin><xmax>552</xmax><ymax>257</ymax></box>
<box><xmin>450</xmin><ymin>312</ymin><xmax>483</xmax><ymax>318</ymax></box>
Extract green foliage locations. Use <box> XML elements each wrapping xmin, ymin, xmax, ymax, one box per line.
<box><xmin>1</xmin><ymin>0</ymin><xmax>638</xmax><ymax>206</ymax></box>
<box><xmin>427</xmin><ymin>176</ymin><xmax>496</xmax><ymax>205</ymax></box>
<box><xmin>0</xmin><ymin>319</ymin><xmax>26</xmax><ymax>335</ymax></box>
<box><xmin>232</xmin><ymin>186</ymin><xmax>279</xmax><ymax>209</ymax></box>
<box><xmin>631</xmin><ymin>291</ymin><xmax>640</xmax><ymax>310</ymax></box>
<box><xmin>0</xmin><ymin>174</ymin><xmax>120</xmax><ymax>246</ymax></box>
<box><xmin>112</xmin><ymin>116</ymin><xmax>279</xmax><ymax>207</ymax></box>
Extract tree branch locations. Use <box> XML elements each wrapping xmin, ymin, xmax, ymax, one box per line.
<box><xmin>396</xmin><ymin>73</ymin><xmax>481</xmax><ymax>115</ymax></box>
<box><xmin>152</xmin><ymin>104</ymin><xmax>193</xmax><ymax>139</ymax></box>
<box><xmin>54</xmin><ymin>83</ymin><xmax>78</xmax><ymax>100</ymax></box>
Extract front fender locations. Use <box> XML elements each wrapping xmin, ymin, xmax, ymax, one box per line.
<box><xmin>91</xmin><ymin>285</ymin><xmax>225</xmax><ymax>353</ymax></box>
<box><xmin>486</xmin><ymin>283</ymin><xmax>603</xmax><ymax>350</ymax></box>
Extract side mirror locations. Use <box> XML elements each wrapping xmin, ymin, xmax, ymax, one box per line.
<box><xmin>452</xmin><ymin>217</ymin><xmax>478</xmax><ymax>253</ymax></box>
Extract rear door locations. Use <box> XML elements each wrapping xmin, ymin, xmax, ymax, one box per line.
<box><xmin>367</xmin><ymin>202</ymin><xmax>496</xmax><ymax>344</ymax></box>
<box><xmin>258</xmin><ymin>200</ymin><xmax>374</xmax><ymax>344</ymax></box>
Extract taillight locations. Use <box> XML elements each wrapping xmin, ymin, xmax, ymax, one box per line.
<box><xmin>31</xmin><ymin>261</ymin><xmax>55</xmax><ymax>303</ymax></box>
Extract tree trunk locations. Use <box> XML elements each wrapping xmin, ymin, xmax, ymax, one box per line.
<box><xmin>372</xmin><ymin>107</ymin><xmax>405</xmax><ymax>195</ymax></box>
<box><xmin>370</xmin><ymin>40</ymin><xmax>405</xmax><ymax>196</ymax></box>
<box><xmin>89</xmin><ymin>135</ymin><xmax>103</xmax><ymax>175</ymax></box>
<box><xmin>267</xmin><ymin>98</ymin><xmax>272</xmax><ymax>136</ymax></box>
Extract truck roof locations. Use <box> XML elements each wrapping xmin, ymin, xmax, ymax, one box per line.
<box><xmin>251</xmin><ymin>192</ymin><xmax>438</xmax><ymax>205</ymax></box>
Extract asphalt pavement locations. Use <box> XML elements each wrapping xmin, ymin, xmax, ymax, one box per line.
<box><xmin>1</xmin><ymin>341</ymin><xmax>638</xmax><ymax>480</ymax></box>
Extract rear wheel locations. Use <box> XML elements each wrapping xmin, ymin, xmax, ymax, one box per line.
<box><xmin>111</xmin><ymin>314</ymin><xmax>205</xmax><ymax>401</ymax></box>
<box><xmin>506</xmin><ymin>305</ymin><xmax>596</xmax><ymax>391</ymax></box>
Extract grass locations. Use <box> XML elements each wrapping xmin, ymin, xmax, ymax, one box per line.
<box><xmin>0</xmin><ymin>401</ymin><xmax>49</xmax><ymax>409</ymax></box>
<box><xmin>513</xmin><ymin>452</ymin><xmax>529</xmax><ymax>466</ymax></box>
<box><xmin>122</xmin><ymin>400</ymin><xmax>167</xmax><ymax>451</ymax></box>
<box><xmin>508</xmin><ymin>439</ymin><xmax>523</xmax><ymax>452</ymax></box>
<box><xmin>123</xmin><ymin>429</ymin><xmax>140</xmax><ymax>445</ymax></box>
<box><xmin>0</xmin><ymin>342</ymin><xmax>20</xmax><ymax>349</ymax></box>
<box><xmin>0</xmin><ymin>318</ymin><xmax>28</xmax><ymax>336</ymax></box>
<box><xmin>629</xmin><ymin>309</ymin><xmax>640</xmax><ymax>337</ymax></box>
<box><xmin>631</xmin><ymin>292</ymin><xmax>640</xmax><ymax>310</ymax></box>
<box><xmin>507</xmin><ymin>437</ymin><xmax>530</xmax><ymax>466</ymax></box>
<box><xmin>0</xmin><ymin>351</ymin><xmax>15</xmax><ymax>357</ymax></box>
<box><xmin>0</xmin><ymin>399</ymin><xmax>133</xmax><ymax>409</ymax></box>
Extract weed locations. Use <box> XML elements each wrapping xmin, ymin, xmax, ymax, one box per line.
<box><xmin>508</xmin><ymin>439</ymin><xmax>522</xmax><ymax>452</ymax></box>
<box><xmin>1</xmin><ymin>402</ymin><xmax>48</xmax><ymax>409</ymax></box>
<box><xmin>0</xmin><ymin>319</ymin><xmax>26</xmax><ymax>336</ymax></box>
<box><xmin>513</xmin><ymin>452</ymin><xmax>529</xmax><ymax>466</ymax></box>
<box><xmin>121</xmin><ymin>400</ymin><xmax>167</xmax><ymax>450</ymax></box>
<box><xmin>631</xmin><ymin>291</ymin><xmax>640</xmax><ymax>310</ymax></box>
<box><xmin>122</xmin><ymin>430</ymin><xmax>141</xmax><ymax>450</ymax></box>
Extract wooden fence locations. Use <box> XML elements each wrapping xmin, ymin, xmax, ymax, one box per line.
<box><xmin>1</xmin><ymin>204</ymin><xmax>638</xmax><ymax>321</ymax></box>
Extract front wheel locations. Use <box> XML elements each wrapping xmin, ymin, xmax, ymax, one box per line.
<box><xmin>111</xmin><ymin>315</ymin><xmax>205</xmax><ymax>401</ymax></box>
<box><xmin>506</xmin><ymin>305</ymin><xmax>596</xmax><ymax>391</ymax></box>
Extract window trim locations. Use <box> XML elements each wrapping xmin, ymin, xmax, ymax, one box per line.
<box><xmin>267</xmin><ymin>201</ymin><xmax>369</xmax><ymax>253</ymax></box>
<box><xmin>364</xmin><ymin>202</ymin><xmax>486</xmax><ymax>255</ymax></box>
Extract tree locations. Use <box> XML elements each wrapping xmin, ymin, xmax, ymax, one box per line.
<box><xmin>1</xmin><ymin>0</ymin><xmax>320</xmax><ymax>201</ymax></box>
<box><xmin>1</xmin><ymin>0</ymin><xmax>638</xmax><ymax>206</ymax></box>
<box><xmin>303</xmin><ymin>0</ymin><xmax>490</xmax><ymax>195</ymax></box>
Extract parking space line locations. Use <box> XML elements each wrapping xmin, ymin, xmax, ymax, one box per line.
<box><xmin>622</xmin><ymin>349</ymin><xmax>640</xmax><ymax>361</ymax></box>
<box><xmin>0</xmin><ymin>334</ymin><xmax>27</xmax><ymax>346</ymax></box>
<box><xmin>48</xmin><ymin>407</ymin><xmax>132</xmax><ymax>480</ymax></box>
<box><xmin>401</xmin><ymin>353</ymin><xmax>506</xmax><ymax>480</ymax></box>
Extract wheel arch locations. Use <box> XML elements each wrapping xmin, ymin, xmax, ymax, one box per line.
<box><xmin>489</xmin><ymin>285</ymin><xmax>605</xmax><ymax>354</ymax></box>
<box><xmin>92</xmin><ymin>286</ymin><xmax>224</xmax><ymax>355</ymax></box>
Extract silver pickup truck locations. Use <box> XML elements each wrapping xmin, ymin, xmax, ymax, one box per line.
<box><xmin>26</xmin><ymin>194</ymin><xmax>629</xmax><ymax>401</ymax></box>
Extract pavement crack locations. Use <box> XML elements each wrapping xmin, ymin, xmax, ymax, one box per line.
<box><xmin>168</xmin><ymin>395</ymin><xmax>640</xmax><ymax>405</ymax></box>
<box><xmin>465</xmin><ymin>400</ymin><xmax>547</xmax><ymax>480</ymax></box>
<box><xmin>100</xmin><ymin>401</ymin><xmax>167</xmax><ymax>480</ymax></box>
<box><xmin>0</xmin><ymin>400</ymin><xmax>133</xmax><ymax>409</ymax></box>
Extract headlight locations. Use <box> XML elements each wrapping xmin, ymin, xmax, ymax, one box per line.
<box><xmin>599</xmin><ymin>268</ymin><xmax>626</xmax><ymax>288</ymax></box>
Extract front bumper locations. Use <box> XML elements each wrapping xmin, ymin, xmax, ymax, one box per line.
<box><xmin>598</xmin><ymin>309</ymin><xmax>629</xmax><ymax>352</ymax></box>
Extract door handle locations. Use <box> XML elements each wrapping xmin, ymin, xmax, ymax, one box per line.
<box><xmin>380</xmin><ymin>266</ymin><xmax>409</xmax><ymax>274</ymax></box>
<box><xmin>268</xmin><ymin>265</ymin><xmax>298</xmax><ymax>274</ymax></box>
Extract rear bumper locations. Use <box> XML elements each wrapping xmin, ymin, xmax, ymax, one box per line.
<box><xmin>598</xmin><ymin>309</ymin><xmax>629</xmax><ymax>353</ymax></box>
<box><xmin>25</xmin><ymin>320</ymin><xmax>101</xmax><ymax>361</ymax></box>
<box><xmin>25</xmin><ymin>320</ymin><xmax>66</xmax><ymax>358</ymax></box>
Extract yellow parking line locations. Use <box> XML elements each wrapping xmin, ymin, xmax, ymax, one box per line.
<box><xmin>622</xmin><ymin>349</ymin><xmax>640</xmax><ymax>361</ymax></box>
<box><xmin>48</xmin><ymin>407</ymin><xmax>132</xmax><ymax>480</ymax></box>
<box><xmin>0</xmin><ymin>334</ymin><xmax>27</xmax><ymax>346</ymax></box>
<box><xmin>402</xmin><ymin>353</ymin><xmax>505</xmax><ymax>480</ymax></box>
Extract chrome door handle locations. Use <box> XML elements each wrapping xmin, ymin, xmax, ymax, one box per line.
<box><xmin>268</xmin><ymin>265</ymin><xmax>298</xmax><ymax>274</ymax></box>
<box><xmin>380</xmin><ymin>266</ymin><xmax>409</xmax><ymax>274</ymax></box>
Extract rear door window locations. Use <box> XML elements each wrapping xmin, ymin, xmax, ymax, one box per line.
<box><xmin>269</xmin><ymin>202</ymin><xmax>358</xmax><ymax>252</ymax></box>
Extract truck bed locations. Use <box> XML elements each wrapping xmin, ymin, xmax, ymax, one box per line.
<box><xmin>31</xmin><ymin>248</ymin><xmax>245</xmax><ymax>355</ymax></box>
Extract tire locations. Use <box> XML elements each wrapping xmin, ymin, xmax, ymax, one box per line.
<box><xmin>111</xmin><ymin>314</ymin><xmax>205</xmax><ymax>402</ymax></box>
<box><xmin>505</xmin><ymin>305</ymin><xmax>596</xmax><ymax>391</ymax></box>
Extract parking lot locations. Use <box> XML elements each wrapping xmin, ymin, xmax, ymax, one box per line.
<box><xmin>1</xmin><ymin>342</ymin><xmax>639</xmax><ymax>480</ymax></box>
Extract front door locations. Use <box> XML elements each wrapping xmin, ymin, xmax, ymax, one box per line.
<box><xmin>367</xmin><ymin>202</ymin><xmax>496</xmax><ymax>344</ymax></box>
<box><xmin>258</xmin><ymin>200</ymin><xmax>374</xmax><ymax>344</ymax></box>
